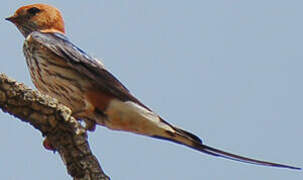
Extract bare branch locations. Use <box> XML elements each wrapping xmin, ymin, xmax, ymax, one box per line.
<box><xmin>0</xmin><ymin>73</ymin><xmax>110</xmax><ymax>180</ymax></box>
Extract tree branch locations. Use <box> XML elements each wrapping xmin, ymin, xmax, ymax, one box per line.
<box><xmin>0</xmin><ymin>73</ymin><xmax>110</xmax><ymax>180</ymax></box>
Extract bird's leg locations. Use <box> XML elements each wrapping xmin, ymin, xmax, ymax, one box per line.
<box><xmin>71</xmin><ymin>110</ymin><xmax>96</xmax><ymax>131</ymax></box>
<box><xmin>83</xmin><ymin>118</ymin><xmax>96</xmax><ymax>131</ymax></box>
<box><xmin>72</xmin><ymin>109</ymin><xmax>107</xmax><ymax>131</ymax></box>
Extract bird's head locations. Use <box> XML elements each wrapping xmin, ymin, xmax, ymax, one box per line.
<box><xmin>6</xmin><ymin>4</ymin><xmax>65</xmax><ymax>37</ymax></box>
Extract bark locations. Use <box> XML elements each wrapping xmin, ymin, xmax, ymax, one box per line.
<box><xmin>0</xmin><ymin>73</ymin><xmax>110</xmax><ymax>180</ymax></box>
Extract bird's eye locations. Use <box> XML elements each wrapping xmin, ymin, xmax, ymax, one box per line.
<box><xmin>27</xmin><ymin>7</ymin><xmax>41</xmax><ymax>15</ymax></box>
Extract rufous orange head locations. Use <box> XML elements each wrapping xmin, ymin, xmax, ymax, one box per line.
<box><xmin>6</xmin><ymin>4</ymin><xmax>65</xmax><ymax>37</ymax></box>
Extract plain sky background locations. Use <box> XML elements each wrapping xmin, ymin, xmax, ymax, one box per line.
<box><xmin>0</xmin><ymin>0</ymin><xmax>302</xmax><ymax>179</ymax></box>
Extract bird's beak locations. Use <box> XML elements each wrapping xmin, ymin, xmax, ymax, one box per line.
<box><xmin>5</xmin><ymin>15</ymin><xmax>18</xmax><ymax>23</ymax></box>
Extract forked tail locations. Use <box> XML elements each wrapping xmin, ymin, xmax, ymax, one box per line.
<box><xmin>154</xmin><ymin>126</ymin><xmax>301</xmax><ymax>170</ymax></box>
<box><xmin>191</xmin><ymin>142</ymin><xmax>301</xmax><ymax>170</ymax></box>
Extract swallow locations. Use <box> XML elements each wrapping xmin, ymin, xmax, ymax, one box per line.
<box><xmin>6</xmin><ymin>3</ymin><xmax>301</xmax><ymax>170</ymax></box>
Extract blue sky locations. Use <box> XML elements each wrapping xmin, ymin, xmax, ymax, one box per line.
<box><xmin>0</xmin><ymin>1</ymin><xmax>302</xmax><ymax>179</ymax></box>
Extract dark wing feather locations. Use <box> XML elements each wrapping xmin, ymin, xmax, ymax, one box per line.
<box><xmin>30</xmin><ymin>31</ymin><xmax>146</xmax><ymax>107</ymax></box>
